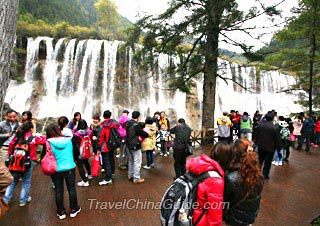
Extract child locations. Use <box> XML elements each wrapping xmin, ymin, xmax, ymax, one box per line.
<box><xmin>158</xmin><ymin>123</ymin><xmax>170</xmax><ymax>156</ymax></box>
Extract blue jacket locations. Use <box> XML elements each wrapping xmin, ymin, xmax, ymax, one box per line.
<box><xmin>48</xmin><ymin>137</ymin><xmax>76</xmax><ymax>172</ymax></box>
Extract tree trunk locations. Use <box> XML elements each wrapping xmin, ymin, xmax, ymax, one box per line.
<box><xmin>0</xmin><ymin>0</ymin><xmax>19</xmax><ymax>117</ymax></box>
<box><xmin>201</xmin><ymin>0</ymin><xmax>223</xmax><ymax>129</ymax></box>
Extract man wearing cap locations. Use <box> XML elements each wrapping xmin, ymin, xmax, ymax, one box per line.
<box><xmin>255</xmin><ymin>113</ymin><xmax>281</xmax><ymax>179</ymax></box>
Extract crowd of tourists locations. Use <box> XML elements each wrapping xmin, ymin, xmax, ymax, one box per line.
<box><xmin>0</xmin><ymin>108</ymin><xmax>318</xmax><ymax>225</ymax></box>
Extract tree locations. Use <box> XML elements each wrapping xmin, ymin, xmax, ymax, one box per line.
<box><xmin>94</xmin><ymin>0</ymin><xmax>119</xmax><ymax>31</ymax></box>
<box><xmin>263</xmin><ymin>0</ymin><xmax>320</xmax><ymax>113</ymax></box>
<box><xmin>0</xmin><ymin>0</ymin><xmax>19</xmax><ymax>117</ymax></box>
<box><xmin>129</xmin><ymin>0</ymin><xmax>282</xmax><ymax>129</ymax></box>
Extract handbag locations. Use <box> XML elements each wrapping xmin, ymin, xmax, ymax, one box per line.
<box><xmin>186</xmin><ymin>145</ymin><xmax>194</xmax><ymax>156</ymax></box>
<box><xmin>289</xmin><ymin>133</ymin><xmax>296</xmax><ymax>141</ymax></box>
<box><xmin>41</xmin><ymin>141</ymin><xmax>57</xmax><ymax>175</ymax></box>
<box><xmin>0</xmin><ymin>162</ymin><xmax>13</xmax><ymax>193</ymax></box>
<box><xmin>0</xmin><ymin>197</ymin><xmax>9</xmax><ymax>220</ymax></box>
<box><xmin>91</xmin><ymin>152</ymin><xmax>101</xmax><ymax>177</ymax></box>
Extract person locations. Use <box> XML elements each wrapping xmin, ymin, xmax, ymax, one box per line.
<box><xmin>58</xmin><ymin>116</ymin><xmax>73</xmax><ymax>137</ymax></box>
<box><xmin>118</xmin><ymin>110</ymin><xmax>130</xmax><ymax>169</ymax></box>
<box><xmin>252</xmin><ymin>110</ymin><xmax>262</xmax><ymax>144</ymax></box>
<box><xmin>239</xmin><ymin>112</ymin><xmax>252</xmax><ymax>141</ymax></box>
<box><xmin>233</xmin><ymin>111</ymin><xmax>241</xmax><ymax>137</ymax></box>
<box><xmin>229</xmin><ymin>110</ymin><xmax>236</xmax><ymax>143</ymax></box>
<box><xmin>125</xmin><ymin>111</ymin><xmax>149</xmax><ymax>184</ymax></box>
<box><xmin>3</xmin><ymin>121</ymin><xmax>46</xmax><ymax>207</ymax></box>
<box><xmin>152</xmin><ymin>111</ymin><xmax>160</xmax><ymax>128</ymax></box>
<box><xmin>21</xmin><ymin>111</ymin><xmax>36</xmax><ymax>132</ymax></box>
<box><xmin>297</xmin><ymin>113</ymin><xmax>314</xmax><ymax>152</ymax></box>
<box><xmin>0</xmin><ymin>109</ymin><xmax>20</xmax><ymax>160</ymax></box>
<box><xmin>68</xmin><ymin>112</ymin><xmax>81</xmax><ymax>133</ymax></box>
<box><xmin>314</xmin><ymin>116</ymin><xmax>320</xmax><ymax>147</ymax></box>
<box><xmin>158</xmin><ymin>123</ymin><xmax>170</xmax><ymax>156</ymax></box>
<box><xmin>292</xmin><ymin>115</ymin><xmax>303</xmax><ymax>147</ymax></box>
<box><xmin>255</xmin><ymin>113</ymin><xmax>281</xmax><ymax>179</ymax></box>
<box><xmin>159</xmin><ymin>111</ymin><xmax>170</xmax><ymax>130</ymax></box>
<box><xmin>45</xmin><ymin>124</ymin><xmax>81</xmax><ymax>219</ymax></box>
<box><xmin>73</xmin><ymin>119</ymin><xmax>93</xmax><ymax>186</ymax></box>
<box><xmin>284</xmin><ymin>117</ymin><xmax>294</xmax><ymax>162</ymax></box>
<box><xmin>98</xmin><ymin>110</ymin><xmax>119</xmax><ymax>186</ymax></box>
<box><xmin>186</xmin><ymin>153</ymin><xmax>224</xmax><ymax>226</ymax></box>
<box><xmin>272</xmin><ymin>116</ymin><xmax>289</xmax><ymax>166</ymax></box>
<box><xmin>222</xmin><ymin>139</ymin><xmax>264</xmax><ymax>226</ymax></box>
<box><xmin>90</xmin><ymin>113</ymin><xmax>101</xmax><ymax>154</ymax></box>
<box><xmin>217</xmin><ymin>112</ymin><xmax>232</xmax><ymax>143</ymax></box>
<box><xmin>170</xmin><ymin>118</ymin><xmax>192</xmax><ymax>179</ymax></box>
<box><xmin>142</xmin><ymin>117</ymin><xmax>157</xmax><ymax>169</ymax></box>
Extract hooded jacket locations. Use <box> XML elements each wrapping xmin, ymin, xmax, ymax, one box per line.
<box><xmin>186</xmin><ymin>154</ymin><xmax>224</xmax><ymax>226</ymax></box>
<box><xmin>47</xmin><ymin>137</ymin><xmax>76</xmax><ymax>172</ymax></box>
<box><xmin>141</xmin><ymin>124</ymin><xmax>157</xmax><ymax>151</ymax></box>
<box><xmin>99</xmin><ymin>119</ymin><xmax>119</xmax><ymax>153</ymax></box>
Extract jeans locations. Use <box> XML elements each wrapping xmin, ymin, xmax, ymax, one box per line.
<box><xmin>101</xmin><ymin>151</ymin><xmax>113</xmax><ymax>181</ymax></box>
<box><xmin>160</xmin><ymin>140</ymin><xmax>167</xmax><ymax>154</ymax></box>
<box><xmin>298</xmin><ymin>132</ymin><xmax>311</xmax><ymax>152</ymax></box>
<box><xmin>173</xmin><ymin>148</ymin><xmax>187</xmax><ymax>179</ymax></box>
<box><xmin>119</xmin><ymin>141</ymin><xmax>128</xmax><ymax>167</ymax></box>
<box><xmin>77</xmin><ymin>159</ymin><xmax>91</xmax><ymax>182</ymax></box>
<box><xmin>274</xmin><ymin>149</ymin><xmax>284</xmax><ymax>162</ymax></box>
<box><xmin>145</xmin><ymin>150</ymin><xmax>153</xmax><ymax>167</ymax></box>
<box><xmin>52</xmin><ymin>168</ymin><xmax>79</xmax><ymax>212</ymax></box>
<box><xmin>4</xmin><ymin>161</ymin><xmax>34</xmax><ymax>204</ymax></box>
<box><xmin>258</xmin><ymin>150</ymin><xmax>274</xmax><ymax>178</ymax></box>
<box><xmin>128</xmin><ymin>149</ymin><xmax>142</xmax><ymax>180</ymax></box>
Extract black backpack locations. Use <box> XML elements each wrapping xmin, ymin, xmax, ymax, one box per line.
<box><xmin>160</xmin><ymin>171</ymin><xmax>221</xmax><ymax>226</ymax></box>
<box><xmin>107</xmin><ymin>128</ymin><xmax>121</xmax><ymax>151</ymax></box>
<box><xmin>126</xmin><ymin>122</ymin><xmax>140</xmax><ymax>150</ymax></box>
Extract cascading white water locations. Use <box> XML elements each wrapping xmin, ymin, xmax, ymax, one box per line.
<box><xmin>5</xmin><ymin>37</ymin><xmax>304</xmax><ymax>129</ymax></box>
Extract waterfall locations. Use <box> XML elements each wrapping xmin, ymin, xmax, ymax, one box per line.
<box><xmin>5</xmin><ymin>37</ymin><xmax>304</xmax><ymax>129</ymax></box>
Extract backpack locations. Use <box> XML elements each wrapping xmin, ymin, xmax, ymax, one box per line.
<box><xmin>126</xmin><ymin>122</ymin><xmax>140</xmax><ymax>150</ymax></box>
<box><xmin>78</xmin><ymin>135</ymin><xmax>92</xmax><ymax>159</ymax></box>
<box><xmin>280</xmin><ymin>126</ymin><xmax>290</xmax><ymax>140</ymax></box>
<box><xmin>107</xmin><ymin>128</ymin><xmax>121</xmax><ymax>151</ymax></box>
<box><xmin>160</xmin><ymin>171</ymin><xmax>221</xmax><ymax>226</ymax></box>
<box><xmin>6</xmin><ymin>136</ymin><xmax>34</xmax><ymax>173</ymax></box>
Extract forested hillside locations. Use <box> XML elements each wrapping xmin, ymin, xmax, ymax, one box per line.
<box><xmin>18</xmin><ymin>0</ymin><xmax>132</xmax><ymax>40</ymax></box>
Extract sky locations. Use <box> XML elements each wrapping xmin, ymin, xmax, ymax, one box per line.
<box><xmin>113</xmin><ymin>0</ymin><xmax>299</xmax><ymax>51</ymax></box>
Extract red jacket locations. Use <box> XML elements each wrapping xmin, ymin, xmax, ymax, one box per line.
<box><xmin>99</xmin><ymin>119</ymin><xmax>119</xmax><ymax>153</ymax></box>
<box><xmin>186</xmin><ymin>154</ymin><xmax>224</xmax><ymax>226</ymax></box>
<box><xmin>315</xmin><ymin>120</ymin><xmax>320</xmax><ymax>133</ymax></box>
<box><xmin>8</xmin><ymin>132</ymin><xmax>46</xmax><ymax>161</ymax></box>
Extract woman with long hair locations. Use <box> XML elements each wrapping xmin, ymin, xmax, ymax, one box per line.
<box><xmin>45</xmin><ymin>124</ymin><xmax>81</xmax><ymax>219</ymax></box>
<box><xmin>68</xmin><ymin>112</ymin><xmax>81</xmax><ymax>133</ymax></box>
<box><xmin>223</xmin><ymin>138</ymin><xmax>264</xmax><ymax>226</ymax></box>
<box><xmin>3</xmin><ymin>121</ymin><xmax>46</xmax><ymax>206</ymax></box>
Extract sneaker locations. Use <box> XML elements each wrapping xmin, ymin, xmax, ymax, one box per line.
<box><xmin>101</xmin><ymin>169</ymin><xmax>105</xmax><ymax>173</ymax></box>
<box><xmin>116</xmin><ymin>154</ymin><xmax>120</xmax><ymax>158</ymax></box>
<box><xmin>143</xmin><ymin>165</ymin><xmax>151</xmax><ymax>170</ymax></box>
<box><xmin>87</xmin><ymin>175</ymin><xmax>93</xmax><ymax>180</ymax></box>
<box><xmin>99</xmin><ymin>179</ymin><xmax>112</xmax><ymax>186</ymax></box>
<box><xmin>278</xmin><ymin>161</ymin><xmax>283</xmax><ymax>166</ymax></box>
<box><xmin>275</xmin><ymin>162</ymin><xmax>279</xmax><ymax>166</ymax></box>
<box><xmin>160</xmin><ymin>153</ymin><xmax>163</xmax><ymax>156</ymax></box>
<box><xmin>70</xmin><ymin>207</ymin><xmax>81</xmax><ymax>218</ymax></box>
<box><xmin>272</xmin><ymin>161</ymin><xmax>276</xmax><ymax>165</ymax></box>
<box><xmin>164</xmin><ymin>154</ymin><xmax>167</xmax><ymax>157</ymax></box>
<box><xmin>133</xmin><ymin>178</ymin><xmax>145</xmax><ymax>184</ymax></box>
<box><xmin>166</xmin><ymin>152</ymin><xmax>170</xmax><ymax>155</ymax></box>
<box><xmin>57</xmin><ymin>210</ymin><xmax>66</xmax><ymax>220</ymax></box>
<box><xmin>112</xmin><ymin>174</ymin><xmax>115</xmax><ymax>179</ymax></box>
<box><xmin>51</xmin><ymin>182</ymin><xmax>55</xmax><ymax>189</ymax></box>
<box><xmin>77</xmin><ymin>180</ymin><xmax>89</xmax><ymax>187</ymax></box>
<box><xmin>19</xmin><ymin>196</ymin><xmax>32</xmax><ymax>207</ymax></box>
<box><xmin>150</xmin><ymin>163</ymin><xmax>155</xmax><ymax>168</ymax></box>
<box><xmin>128</xmin><ymin>177</ymin><xmax>133</xmax><ymax>181</ymax></box>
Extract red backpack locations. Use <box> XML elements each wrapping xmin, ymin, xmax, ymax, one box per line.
<box><xmin>6</xmin><ymin>136</ymin><xmax>34</xmax><ymax>172</ymax></box>
<box><xmin>77</xmin><ymin>134</ymin><xmax>92</xmax><ymax>159</ymax></box>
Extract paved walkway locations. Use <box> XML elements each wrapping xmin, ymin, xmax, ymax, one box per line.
<box><xmin>1</xmin><ymin>146</ymin><xmax>320</xmax><ymax>226</ymax></box>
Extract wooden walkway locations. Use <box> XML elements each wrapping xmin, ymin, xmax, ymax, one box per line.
<box><xmin>1</xmin><ymin>145</ymin><xmax>320</xmax><ymax>226</ymax></box>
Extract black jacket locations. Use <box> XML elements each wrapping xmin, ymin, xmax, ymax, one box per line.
<box><xmin>125</xmin><ymin>119</ymin><xmax>149</xmax><ymax>150</ymax></box>
<box><xmin>223</xmin><ymin>169</ymin><xmax>263</xmax><ymax>226</ymax></box>
<box><xmin>170</xmin><ymin>123</ymin><xmax>191</xmax><ymax>150</ymax></box>
<box><xmin>255</xmin><ymin>121</ymin><xmax>281</xmax><ymax>152</ymax></box>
